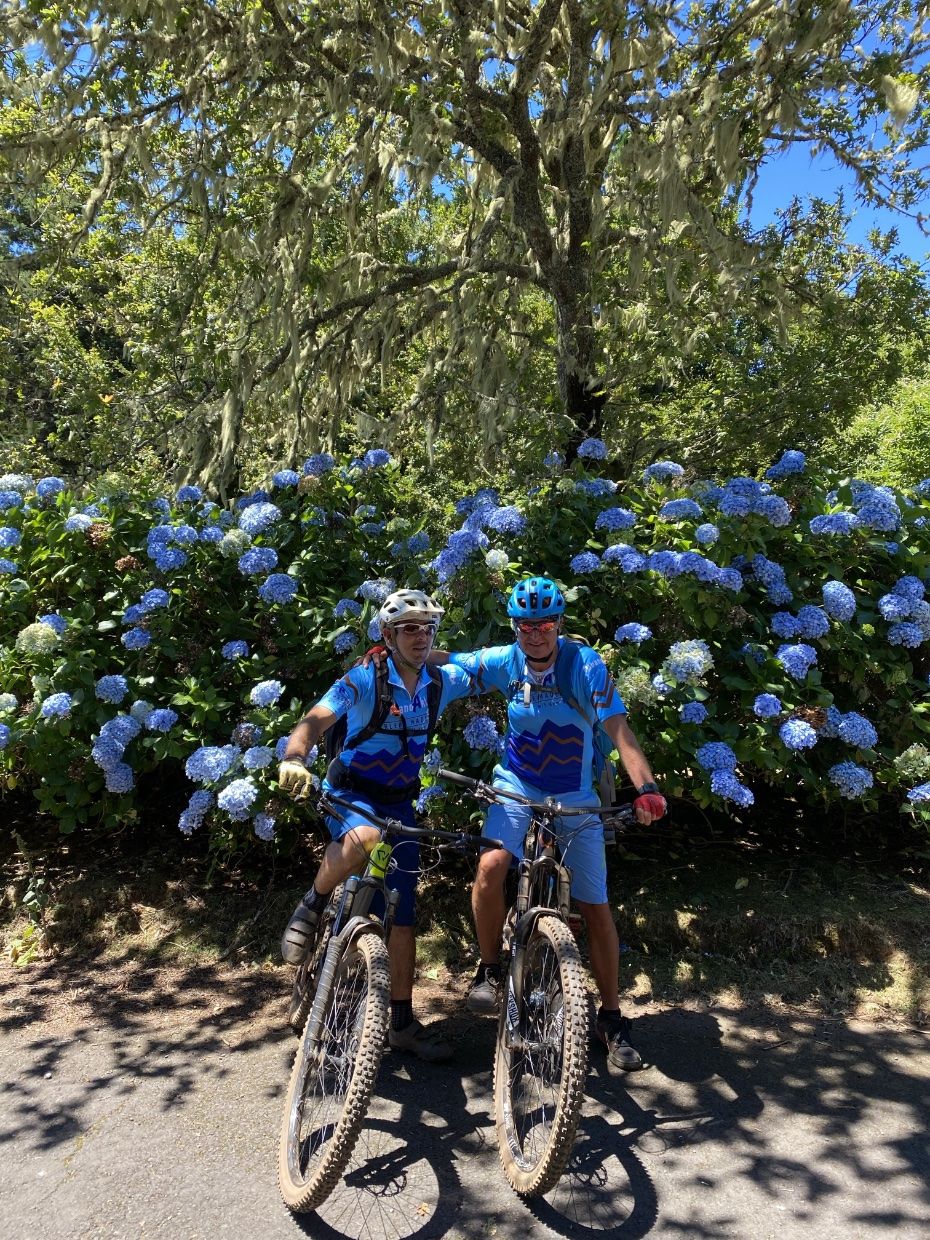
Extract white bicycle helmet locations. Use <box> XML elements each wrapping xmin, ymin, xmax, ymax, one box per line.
<box><xmin>377</xmin><ymin>589</ymin><xmax>445</xmax><ymax>632</ymax></box>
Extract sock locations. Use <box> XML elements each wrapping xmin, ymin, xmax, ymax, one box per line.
<box><xmin>475</xmin><ymin>962</ymin><xmax>502</xmax><ymax>985</ymax></box>
<box><xmin>391</xmin><ymin>999</ymin><xmax>414</xmax><ymax>1031</ymax></box>
<box><xmin>304</xmin><ymin>886</ymin><xmax>328</xmax><ymax>912</ymax></box>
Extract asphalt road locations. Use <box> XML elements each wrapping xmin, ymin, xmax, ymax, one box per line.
<box><xmin>2</xmin><ymin>960</ymin><xmax>929</xmax><ymax>1240</ymax></box>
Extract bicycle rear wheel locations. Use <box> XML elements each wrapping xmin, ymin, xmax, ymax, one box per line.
<box><xmin>493</xmin><ymin>913</ymin><xmax>589</xmax><ymax>1196</ymax></box>
<box><xmin>278</xmin><ymin>930</ymin><xmax>390</xmax><ymax>1213</ymax></box>
<box><xmin>288</xmin><ymin>885</ymin><xmax>343</xmax><ymax>1034</ymax></box>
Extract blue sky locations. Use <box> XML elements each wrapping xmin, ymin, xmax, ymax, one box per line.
<box><xmin>746</xmin><ymin>144</ymin><xmax>929</xmax><ymax>268</ymax></box>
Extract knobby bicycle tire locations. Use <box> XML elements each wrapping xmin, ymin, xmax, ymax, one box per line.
<box><xmin>288</xmin><ymin>884</ymin><xmax>343</xmax><ymax>1034</ymax></box>
<box><xmin>493</xmin><ymin>913</ymin><xmax>589</xmax><ymax>1196</ymax></box>
<box><xmin>278</xmin><ymin>931</ymin><xmax>390</xmax><ymax>1212</ymax></box>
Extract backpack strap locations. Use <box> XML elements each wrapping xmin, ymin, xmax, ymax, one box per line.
<box><xmin>345</xmin><ymin>659</ymin><xmax>394</xmax><ymax>749</ymax></box>
<box><xmin>554</xmin><ymin>640</ymin><xmax>596</xmax><ymax>726</ymax></box>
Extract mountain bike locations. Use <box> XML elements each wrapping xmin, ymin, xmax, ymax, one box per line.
<box><xmin>437</xmin><ymin>767</ymin><xmax>633</xmax><ymax>1197</ymax></box>
<box><xmin>278</xmin><ymin>790</ymin><xmax>503</xmax><ymax>1214</ymax></box>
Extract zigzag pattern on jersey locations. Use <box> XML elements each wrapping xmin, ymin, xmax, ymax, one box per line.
<box><xmin>584</xmin><ymin>659</ymin><xmax>617</xmax><ymax>713</ymax></box>
<box><xmin>350</xmin><ymin>738</ymin><xmax>426</xmax><ymax>787</ymax></box>
<box><xmin>506</xmin><ymin>721</ymin><xmax>584</xmax><ymax>794</ymax></box>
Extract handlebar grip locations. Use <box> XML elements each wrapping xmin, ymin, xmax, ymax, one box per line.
<box><xmin>436</xmin><ymin>767</ymin><xmax>482</xmax><ymax>789</ymax></box>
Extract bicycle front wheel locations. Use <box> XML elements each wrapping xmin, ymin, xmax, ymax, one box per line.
<box><xmin>493</xmin><ymin>913</ymin><xmax>589</xmax><ymax>1196</ymax></box>
<box><xmin>278</xmin><ymin>931</ymin><xmax>390</xmax><ymax>1213</ymax></box>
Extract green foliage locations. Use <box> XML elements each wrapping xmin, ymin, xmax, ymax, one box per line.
<box><xmin>838</xmin><ymin>368</ymin><xmax>930</xmax><ymax>486</ymax></box>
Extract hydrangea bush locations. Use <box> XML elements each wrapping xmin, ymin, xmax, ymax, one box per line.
<box><xmin>2</xmin><ymin>449</ymin><xmax>930</xmax><ymax>845</ymax></box>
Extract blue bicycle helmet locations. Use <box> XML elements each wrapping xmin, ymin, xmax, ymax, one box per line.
<box><xmin>506</xmin><ymin>576</ymin><xmax>566</xmax><ymax>619</ymax></box>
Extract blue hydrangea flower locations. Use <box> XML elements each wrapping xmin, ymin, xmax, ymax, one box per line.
<box><xmin>303</xmin><ymin>452</ymin><xmax>335</xmax><ymax>476</ymax></box>
<box><xmin>809</xmin><ymin>513</ymin><xmax>857</xmax><ymax>536</ymax></box>
<box><xmin>189</xmin><ymin>790</ymin><xmax>215</xmax><ymax>816</ymax></box>
<box><xmin>717</xmin><ymin>568</ymin><xmax>743</xmax><ymax>593</ymax></box>
<box><xmin>595</xmin><ymin>507</ymin><xmax>636</xmax><ymax>531</ymax></box>
<box><xmin>822</xmin><ymin>581</ymin><xmax>856</xmax><ymax>622</ymax></box>
<box><xmin>710</xmin><ymin>769</ymin><xmax>754</xmax><ymax>806</ymax></box>
<box><xmin>243</xmin><ymin>745</ymin><xmax>274</xmax><ymax>770</ymax></box>
<box><xmin>892</xmin><ymin>575</ymin><xmax>925</xmax><ymax>603</ymax></box>
<box><xmin>423</xmin><ymin>748</ymin><xmax>442</xmax><ymax>774</ymax></box>
<box><xmin>577</xmin><ymin>437</ymin><xmax>607</xmax><ymax>460</ymax></box>
<box><xmin>878</xmin><ymin>593</ymin><xmax>912</xmax><ymax>621</ymax></box>
<box><xmin>663</xmin><ymin>639</ymin><xmax>713</xmax><ymax>684</ymax></box>
<box><xmin>765</xmin><ymin>449</ymin><xmax>806</xmax><ymax>480</ymax></box>
<box><xmin>601</xmin><ymin>544</ymin><xmax>646</xmax><ymax>572</ymax></box>
<box><xmin>643</xmin><ymin>461</ymin><xmax>685</xmax><ymax>484</ymax></box>
<box><xmin>357</xmin><ymin>578</ymin><xmax>394</xmax><ymax>604</ymax></box>
<box><xmin>237</xmin><ymin>489</ymin><xmax>271</xmax><ymax>511</ymax></box>
<box><xmin>0</xmin><ymin>473</ymin><xmax>31</xmax><ymax>492</ymax></box>
<box><xmin>779</xmin><ymin>719</ymin><xmax>818</xmax><ymax>751</ymax></box>
<box><xmin>888</xmin><ymin>623</ymin><xmax>923</xmax><ymax>647</ymax></box>
<box><xmin>0</xmin><ymin>491</ymin><xmax>24</xmax><ymax>511</ymax></box>
<box><xmin>658</xmin><ymin>498</ymin><xmax>702</xmax><ymax>521</ymax></box>
<box><xmin>695</xmin><ymin>523</ymin><xmax>720</xmax><ymax>545</ymax></box>
<box><xmin>64</xmin><ymin>514</ymin><xmax>93</xmax><ymax>532</ymax></box>
<box><xmin>359</xmin><ymin>521</ymin><xmax>385</xmax><ymax>535</ymax></box>
<box><xmin>239</xmin><ymin>547</ymin><xmax>279</xmax><ymax>575</ymax></box>
<box><xmin>753</xmin><ymin>694</ymin><xmax>782</xmax><ymax>718</ymax></box>
<box><xmin>696</xmin><ymin>741</ymin><xmax>737</xmax><ymax>772</ymax></box>
<box><xmin>254</xmin><ymin>813</ymin><xmax>277</xmax><ymax>841</ymax></box>
<box><xmin>238</xmin><ymin>502</ymin><xmax>282</xmax><ymax>536</ymax></box>
<box><xmin>575</xmin><ymin>478</ymin><xmax>617</xmax><ymax>497</ymax></box>
<box><xmin>122</xmin><ymin>627</ymin><xmax>151</xmax><ymax>650</ymax></box>
<box><xmin>274</xmin><ymin>736</ymin><xmax>289</xmax><ymax>760</ymax></box>
<box><xmin>96</xmin><ymin>675</ymin><xmax>129</xmax><ymax>704</ymax></box>
<box><xmin>100</xmin><ymin>714</ymin><xmax>142</xmax><ymax>746</ymax></box>
<box><xmin>140</xmin><ymin>588</ymin><xmax>170</xmax><ymax>612</ymax></box>
<box><xmin>176</xmin><ymin>485</ymin><xmax>203</xmax><ymax>502</ymax></box>
<box><xmin>907</xmin><ymin>782</ymin><xmax>930</xmax><ymax>804</ymax></box>
<box><xmin>543</xmin><ymin>450</ymin><xmax>563</xmax><ymax>470</ymax></box>
<box><xmin>362</xmin><ymin>448</ymin><xmax>392</xmax><ymax>469</ymax></box>
<box><xmin>200</xmin><ymin>525</ymin><xmax>224</xmax><ymax>543</ymax></box>
<box><xmin>153</xmin><ymin>547</ymin><xmax>187</xmax><ymax>572</ymax></box>
<box><xmin>486</xmin><ymin>506</ymin><xmax>527</xmax><ymax>535</ymax></box>
<box><xmin>367</xmin><ymin>617</ymin><xmax>382</xmax><ymax>640</ymax></box>
<box><xmin>677</xmin><ymin>552</ymin><xmax>718</xmax><ymax>584</ymax></box>
<box><xmin>221</xmin><ymin>640</ymin><xmax>249</xmax><ymax>660</ymax></box>
<box><xmin>795</xmin><ymin>606</ymin><xmax>830</xmax><ymax>640</ymax></box>
<box><xmin>0</xmin><ymin>722</ymin><xmax>11</xmax><ymax>749</ymax></box>
<box><xmin>169</xmin><ymin>523</ymin><xmax>199</xmax><ymax>545</ymax></box>
<box><xmin>770</xmin><ymin>612</ymin><xmax>799</xmax><ymax>639</ymax></box>
<box><xmin>185</xmin><ymin>744</ymin><xmax>238</xmax><ymax>782</ymax></box>
<box><xmin>407</xmin><ymin>531</ymin><xmax>430</xmax><ymax>555</ymax></box>
<box><xmin>776</xmin><ymin>642</ymin><xmax>817</xmax><ymax>680</ymax></box>
<box><xmin>146</xmin><ymin>708</ymin><xmax>178</xmax><ymax>732</ymax></box>
<box><xmin>40</xmin><ymin>693</ymin><xmax>72</xmax><ymax>719</ymax></box>
<box><xmin>38</xmin><ymin>613</ymin><xmax>66</xmax><ymax>635</ymax></box>
<box><xmin>614</xmin><ymin>623</ymin><xmax>652</xmax><ymax>644</ymax></box>
<box><xmin>105</xmin><ymin>762</ymin><xmax>135</xmax><ymax>794</ymax></box>
<box><xmin>646</xmin><ymin>550</ymin><xmax>683</xmax><ymax>578</ymax></box>
<box><xmin>334</xmin><ymin>631</ymin><xmax>359</xmax><ymax>655</ymax></box>
<box><xmin>754</xmin><ymin>495</ymin><xmax>792</xmax><ymax>527</ymax></box>
<box><xmin>36</xmin><ymin>476</ymin><xmax>66</xmax><ymax>501</ymax></box>
<box><xmin>828</xmin><ymin>762</ymin><xmax>873</xmax><ymax>799</ymax></box>
<box><xmin>416</xmin><ymin>785</ymin><xmax>447</xmax><ymax>813</ymax></box>
<box><xmin>837</xmin><ymin>712</ymin><xmax>878</xmax><ymax>749</ymax></box>
<box><xmin>570</xmin><ymin>551</ymin><xmax>601</xmax><ymax>574</ymax></box>
<box><xmin>250</xmin><ymin>680</ymin><xmax>285</xmax><ymax>707</ymax></box>
<box><xmin>272</xmin><ymin>470</ymin><xmax>300</xmax><ymax>488</ymax></box>
<box><xmin>0</xmin><ymin>527</ymin><xmax>21</xmax><ymax>549</ymax></box>
<box><xmin>334</xmin><ymin>598</ymin><xmax>362</xmax><ymax>620</ymax></box>
<box><xmin>217</xmin><ymin>777</ymin><xmax>259</xmax><ymax>819</ymax></box>
<box><xmin>679</xmin><ymin>702</ymin><xmax>708</xmax><ymax>724</ymax></box>
<box><xmin>130</xmin><ymin>700</ymin><xmax>153</xmax><ymax>725</ymax></box>
<box><xmin>464</xmin><ymin>714</ymin><xmax>500</xmax><ymax>751</ymax></box>
<box><xmin>258</xmin><ymin>573</ymin><xmax>298</xmax><ymax>604</ymax></box>
<box><xmin>92</xmin><ymin>736</ymin><xmax>126</xmax><ymax>772</ymax></box>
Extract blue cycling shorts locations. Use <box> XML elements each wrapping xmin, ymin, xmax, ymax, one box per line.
<box><xmin>484</xmin><ymin>765</ymin><xmax>608</xmax><ymax>905</ymax></box>
<box><xmin>322</xmin><ymin>788</ymin><xmax>420</xmax><ymax>927</ymax></box>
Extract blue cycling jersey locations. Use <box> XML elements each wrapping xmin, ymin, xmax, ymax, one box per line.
<box><xmin>318</xmin><ymin>657</ymin><xmax>475</xmax><ymax>790</ymax></box>
<box><xmin>448</xmin><ymin>639</ymin><xmax>626</xmax><ymax>794</ymax></box>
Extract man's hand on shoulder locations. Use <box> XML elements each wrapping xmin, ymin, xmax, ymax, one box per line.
<box><xmin>359</xmin><ymin>644</ymin><xmax>388</xmax><ymax>669</ymax></box>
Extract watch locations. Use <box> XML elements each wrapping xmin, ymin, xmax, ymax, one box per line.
<box><xmin>637</xmin><ymin>782</ymin><xmax>661</xmax><ymax>795</ymax></box>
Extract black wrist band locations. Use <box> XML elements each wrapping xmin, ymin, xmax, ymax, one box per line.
<box><xmin>637</xmin><ymin>782</ymin><xmax>661</xmax><ymax>795</ymax></box>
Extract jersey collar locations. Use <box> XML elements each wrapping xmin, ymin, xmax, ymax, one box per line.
<box><xmin>386</xmin><ymin>656</ymin><xmax>432</xmax><ymax>698</ymax></box>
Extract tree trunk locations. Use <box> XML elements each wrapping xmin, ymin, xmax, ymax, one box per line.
<box><xmin>556</xmin><ymin>291</ymin><xmax>606</xmax><ymax>462</ymax></box>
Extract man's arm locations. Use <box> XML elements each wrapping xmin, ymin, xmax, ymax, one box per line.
<box><xmin>602</xmin><ymin>714</ymin><xmax>666</xmax><ymax>825</ymax></box>
<box><xmin>283</xmin><ymin>703</ymin><xmax>338</xmax><ymax>762</ymax></box>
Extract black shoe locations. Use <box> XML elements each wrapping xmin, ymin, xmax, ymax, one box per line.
<box><xmin>596</xmin><ymin>1013</ymin><xmax>643</xmax><ymax>1071</ymax></box>
<box><xmin>466</xmin><ymin>969</ymin><xmax>502</xmax><ymax>1015</ymax></box>
<box><xmin>281</xmin><ymin>894</ymin><xmax>322</xmax><ymax>965</ymax></box>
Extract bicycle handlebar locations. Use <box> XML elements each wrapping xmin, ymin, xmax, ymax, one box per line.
<box><xmin>435</xmin><ymin>768</ymin><xmax>635</xmax><ymax>823</ymax></box>
<box><xmin>320</xmin><ymin>791</ymin><xmax>506</xmax><ymax>852</ymax></box>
